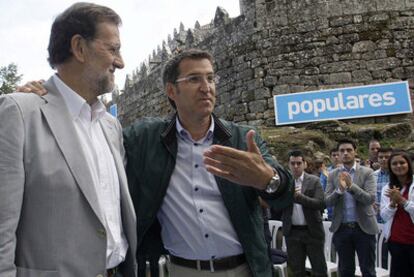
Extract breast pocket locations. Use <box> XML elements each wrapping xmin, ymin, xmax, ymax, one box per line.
<box><xmin>17</xmin><ymin>267</ymin><xmax>59</xmax><ymax>277</ymax></box>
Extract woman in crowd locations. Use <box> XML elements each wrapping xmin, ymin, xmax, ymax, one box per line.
<box><xmin>380</xmin><ymin>151</ymin><xmax>414</xmax><ymax>277</ymax></box>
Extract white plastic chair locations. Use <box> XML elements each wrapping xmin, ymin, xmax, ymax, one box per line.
<box><xmin>158</xmin><ymin>255</ymin><xmax>167</xmax><ymax>277</ymax></box>
<box><xmin>375</xmin><ymin>229</ymin><xmax>391</xmax><ymax>277</ymax></box>
<box><xmin>145</xmin><ymin>255</ymin><xmax>167</xmax><ymax>277</ymax></box>
<box><xmin>268</xmin><ymin>220</ymin><xmax>288</xmax><ymax>277</ymax></box>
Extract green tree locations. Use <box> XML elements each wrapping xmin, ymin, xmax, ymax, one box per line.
<box><xmin>0</xmin><ymin>63</ymin><xmax>23</xmax><ymax>95</ymax></box>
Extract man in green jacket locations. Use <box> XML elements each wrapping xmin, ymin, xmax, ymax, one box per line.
<box><xmin>124</xmin><ymin>49</ymin><xmax>292</xmax><ymax>277</ymax></box>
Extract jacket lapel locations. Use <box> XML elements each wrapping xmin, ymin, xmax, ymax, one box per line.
<box><xmin>354</xmin><ymin>164</ymin><xmax>361</xmax><ymax>187</ymax></box>
<box><xmin>301</xmin><ymin>173</ymin><xmax>309</xmax><ymax>193</ymax></box>
<box><xmin>40</xmin><ymin>77</ymin><xmax>104</xmax><ymax>226</ymax></box>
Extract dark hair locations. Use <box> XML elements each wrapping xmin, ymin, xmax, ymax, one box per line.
<box><xmin>330</xmin><ymin>148</ymin><xmax>338</xmax><ymax>155</ymax></box>
<box><xmin>337</xmin><ymin>139</ymin><xmax>357</xmax><ymax>150</ymax></box>
<box><xmin>388</xmin><ymin>151</ymin><xmax>413</xmax><ymax>190</ymax></box>
<box><xmin>288</xmin><ymin>149</ymin><xmax>305</xmax><ymax>160</ymax></box>
<box><xmin>48</xmin><ymin>2</ymin><xmax>121</xmax><ymax>68</ymax></box>
<box><xmin>369</xmin><ymin>139</ymin><xmax>380</xmax><ymax>146</ymax></box>
<box><xmin>378</xmin><ymin>147</ymin><xmax>393</xmax><ymax>154</ymax></box>
<box><xmin>162</xmin><ymin>49</ymin><xmax>214</xmax><ymax>108</ymax></box>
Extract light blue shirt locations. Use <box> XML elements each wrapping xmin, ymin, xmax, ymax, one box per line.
<box><xmin>341</xmin><ymin>164</ymin><xmax>358</xmax><ymax>223</ymax></box>
<box><xmin>374</xmin><ymin>169</ymin><xmax>389</xmax><ymax>223</ymax></box>
<box><xmin>157</xmin><ymin>117</ymin><xmax>243</xmax><ymax>260</ymax></box>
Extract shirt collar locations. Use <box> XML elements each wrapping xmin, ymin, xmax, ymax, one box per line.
<box><xmin>341</xmin><ymin>162</ymin><xmax>357</xmax><ymax>173</ymax></box>
<box><xmin>176</xmin><ymin>116</ymin><xmax>214</xmax><ymax>143</ymax></box>
<box><xmin>295</xmin><ymin>172</ymin><xmax>304</xmax><ymax>183</ymax></box>
<box><xmin>53</xmin><ymin>74</ymin><xmax>106</xmax><ymax>121</ymax></box>
<box><xmin>379</xmin><ymin>168</ymin><xmax>389</xmax><ymax>175</ymax></box>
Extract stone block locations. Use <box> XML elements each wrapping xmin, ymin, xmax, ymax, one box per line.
<box><xmin>330</xmin><ymin>16</ymin><xmax>353</xmax><ymax>27</ymax></box>
<box><xmin>218</xmin><ymin>92</ymin><xmax>231</xmax><ymax>105</ymax></box>
<box><xmin>242</xmin><ymin>90</ymin><xmax>255</xmax><ymax>102</ymax></box>
<box><xmin>319</xmin><ymin>61</ymin><xmax>360</xmax><ymax>74</ymax></box>
<box><xmin>233</xmin><ymin>115</ymin><xmax>246</xmax><ymax>122</ymax></box>
<box><xmin>352</xmin><ymin>70</ymin><xmax>373</xmax><ymax>82</ymax></box>
<box><xmin>246</xmin><ymin>113</ymin><xmax>256</xmax><ymax>121</ymax></box>
<box><xmin>366</xmin><ymin>58</ymin><xmax>401</xmax><ymax>71</ymax></box>
<box><xmin>214</xmin><ymin>105</ymin><xmax>225</xmax><ymax>116</ymax></box>
<box><xmin>238</xmin><ymin>69</ymin><xmax>254</xmax><ymax>80</ymax></box>
<box><xmin>249</xmin><ymin>100</ymin><xmax>267</xmax><ymax>113</ymax></box>
<box><xmin>247</xmin><ymin>119</ymin><xmax>265</xmax><ymax>126</ymax></box>
<box><xmin>327</xmin><ymin>72</ymin><xmax>352</xmax><ymax>84</ymax></box>
<box><xmin>265</xmin><ymin>118</ymin><xmax>276</xmax><ymax>127</ymax></box>
<box><xmin>234</xmin><ymin>103</ymin><xmax>249</xmax><ymax>115</ymax></box>
<box><xmin>392</xmin><ymin>67</ymin><xmax>406</xmax><ymax>79</ymax></box>
<box><xmin>376</xmin><ymin>0</ymin><xmax>406</xmax><ymax>11</ymax></box>
<box><xmin>264</xmin><ymin>110</ymin><xmax>275</xmax><ymax>119</ymax></box>
<box><xmin>302</xmin><ymin>67</ymin><xmax>320</xmax><ymax>75</ymax></box>
<box><xmin>301</xmin><ymin>75</ymin><xmax>320</xmax><ymax>86</ymax></box>
<box><xmin>277</xmin><ymin>75</ymin><xmax>300</xmax><ymax>84</ymax></box>
<box><xmin>251</xmin><ymin>58</ymin><xmax>268</xmax><ymax>68</ymax></box>
<box><xmin>352</xmin><ymin>40</ymin><xmax>376</xmax><ymax>53</ymax></box>
<box><xmin>254</xmin><ymin>68</ymin><xmax>266</xmax><ymax>78</ymax></box>
<box><xmin>327</xmin><ymin>0</ymin><xmax>344</xmax><ymax>17</ymax></box>
<box><xmin>264</xmin><ymin>76</ymin><xmax>278</xmax><ymax>87</ymax></box>
<box><xmin>267</xmin><ymin>98</ymin><xmax>274</xmax><ymax>108</ymax></box>
<box><xmin>407</xmin><ymin>0</ymin><xmax>414</xmax><ymax>8</ymax></box>
<box><xmin>368</xmin><ymin>13</ymin><xmax>389</xmax><ymax>22</ymax></box>
<box><xmin>388</xmin><ymin>17</ymin><xmax>414</xmax><ymax>30</ymax></box>
<box><xmin>290</xmin><ymin>85</ymin><xmax>306</xmax><ymax>93</ymax></box>
<box><xmin>402</xmin><ymin>59</ymin><xmax>414</xmax><ymax>66</ymax></box>
<box><xmin>374</xmin><ymin>50</ymin><xmax>387</xmax><ymax>59</ymax></box>
<box><xmin>255</xmin><ymin>88</ymin><xmax>271</xmax><ymax>100</ymax></box>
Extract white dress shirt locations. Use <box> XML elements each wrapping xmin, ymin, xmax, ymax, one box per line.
<box><xmin>53</xmin><ymin>75</ymin><xmax>128</xmax><ymax>269</ymax></box>
<box><xmin>292</xmin><ymin>173</ymin><xmax>307</xmax><ymax>226</ymax></box>
<box><xmin>157</xmin><ymin>117</ymin><xmax>243</xmax><ymax>260</ymax></box>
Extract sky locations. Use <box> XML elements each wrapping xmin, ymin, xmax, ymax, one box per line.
<box><xmin>0</xmin><ymin>0</ymin><xmax>240</xmax><ymax>92</ymax></box>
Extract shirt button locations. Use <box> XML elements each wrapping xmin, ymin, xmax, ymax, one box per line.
<box><xmin>205</xmin><ymin>234</ymin><xmax>209</xmax><ymax>238</ymax></box>
<box><xmin>195</xmin><ymin>187</ymin><xmax>199</xmax><ymax>191</ymax></box>
<box><xmin>199</xmin><ymin>209</ymin><xmax>203</xmax><ymax>213</ymax></box>
<box><xmin>194</xmin><ymin>143</ymin><xmax>198</xmax><ymax>146</ymax></box>
<box><xmin>195</xmin><ymin>164</ymin><xmax>199</xmax><ymax>168</ymax></box>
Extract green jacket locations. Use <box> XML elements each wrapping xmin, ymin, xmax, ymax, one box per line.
<box><xmin>124</xmin><ymin>114</ymin><xmax>293</xmax><ymax>277</ymax></box>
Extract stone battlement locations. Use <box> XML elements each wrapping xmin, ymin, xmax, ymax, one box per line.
<box><xmin>116</xmin><ymin>0</ymin><xmax>414</xmax><ymax>128</ymax></box>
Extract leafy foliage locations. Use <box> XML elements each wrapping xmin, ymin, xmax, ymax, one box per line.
<box><xmin>0</xmin><ymin>63</ymin><xmax>23</xmax><ymax>94</ymax></box>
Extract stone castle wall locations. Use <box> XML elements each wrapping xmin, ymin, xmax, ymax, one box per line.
<box><xmin>116</xmin><ymin>0</ymin><xmax>414</xmax><ymax>128</ymax></box>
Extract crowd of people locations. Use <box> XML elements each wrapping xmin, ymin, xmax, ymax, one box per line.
<box><xmin>268</xmin><ymin>139</ymin><xmax>414</xmax><ymax>277</ymax></box>
<box><xmin>0</xmin><ymin>2</ymin><xmax>413</xmax><ymax>277</ymax></box>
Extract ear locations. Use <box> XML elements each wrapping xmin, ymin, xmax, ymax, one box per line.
<box><xmin>70</xmin><ymin>34</ymin><xmax>87</xmax><ymax>63</ymax></box>
<box><xmin>166</xmin><ymin>82</ymin><xmax>176</xmax><ymax>101</ymax></box>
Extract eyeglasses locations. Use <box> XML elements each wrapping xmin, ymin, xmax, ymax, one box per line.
<box><xmin>175</xmin><ymin>74</ymin><xmax>220</xmax><ymax>85</ymax></box>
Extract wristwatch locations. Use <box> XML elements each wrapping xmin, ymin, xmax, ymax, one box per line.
<box><xmin>265</xmin><ymin>171</ymin><xmax>280</xmax><ymax>194</ymax></box>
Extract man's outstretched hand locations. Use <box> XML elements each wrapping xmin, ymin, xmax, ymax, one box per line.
<box><xmin>203</xmin><ymin>130</ymin><xmax>274</xmax><ymax>190</ymax></box>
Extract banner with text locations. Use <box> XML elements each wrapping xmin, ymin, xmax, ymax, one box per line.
<box><xmin>274</xmin><ymin>81</ymin><xmax>412</xmax><ymax>125</ymax></box>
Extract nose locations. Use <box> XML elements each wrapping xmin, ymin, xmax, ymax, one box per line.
<box><xmin>199</xmin><ymin>78</ymin><xmax>211</xmax><ymax>93</ymax></box>
<box><xmin>114</xmin><ymin>54</ymin><xmax>124</xmax><ymax>69</ymax></box>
